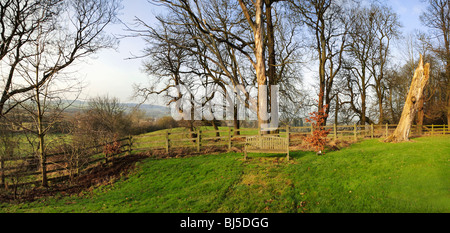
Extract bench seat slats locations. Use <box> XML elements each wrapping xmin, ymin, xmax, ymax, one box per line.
<box><xmin>244</xmin><ymin>136</ymin><xmax>290</xmax><ymax>160</ymax></box>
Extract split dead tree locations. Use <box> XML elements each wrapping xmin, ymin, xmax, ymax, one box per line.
<box><xmin>384</xmin><ymin>55</ymin><xmax>430</xmax><ymax>143</ymax></box>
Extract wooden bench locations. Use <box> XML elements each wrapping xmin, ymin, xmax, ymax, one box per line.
<box><xmin>244</xmin><ymin>135</ymin><xmax>290</xmax><ymax>161</ymax></box>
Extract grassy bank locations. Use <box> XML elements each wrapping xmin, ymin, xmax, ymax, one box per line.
<box><xmin>1</xmin><ymin>136</ymin><xmax>448</xmax><ymax>213</ymax></box>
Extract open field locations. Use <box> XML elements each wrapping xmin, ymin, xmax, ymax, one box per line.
<box><xmin>1</xmin><ymin>135</ymin><xmax>448</xmax><ymax>213</ymax></box>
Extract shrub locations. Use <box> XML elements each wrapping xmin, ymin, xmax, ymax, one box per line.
<box><xmin>155</xmin><ymin>116</ymin><xmax>178</xmax><ymax>129</ymax></box>
<box><xmin>103</xmin><ymin>134</ymin><xmax>122</xmax><ymax>157</ymax></box>
<box><xmin>70</xmin><ymin>96</ymin><xmax>132</xmax><ymax>147</ymax></box>
<box><xmin>304</xmin><ymin>103</ymin><xmax>331</xmax><ymax>154</ymax></box>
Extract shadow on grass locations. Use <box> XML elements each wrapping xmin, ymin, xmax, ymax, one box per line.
<box><xmin>289</xmin><ymin>150</ymin><xmax>315</xmax><ymax>159</ymax></box>
<box><xmin>243</xmin><ymin>150</ymin><xmax>314</xmax><ymax>160</ymax></box>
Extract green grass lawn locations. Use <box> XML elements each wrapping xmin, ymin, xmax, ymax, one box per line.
<box><xmin>1</xmin><ymin>136</ymin><xmax>448</xmax><ymax>213</ymax></box>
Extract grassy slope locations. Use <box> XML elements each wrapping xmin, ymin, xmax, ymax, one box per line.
<box><xmin>1</xmin><ymin>136</ymin><xmax>449</xmax><ymax>213</ymax></box>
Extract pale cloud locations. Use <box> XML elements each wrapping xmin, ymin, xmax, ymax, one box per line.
<box><xmin>391</xmin><ymin>0</ymin><xmax>407</xmax><ymax>14</ymax></box>
<box><xmin>413</xmin><ymin>4</ymin><xmax>425</xmax><ymax>16</ymax></box>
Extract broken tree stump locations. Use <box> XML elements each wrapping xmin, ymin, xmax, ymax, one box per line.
<box><xmin>384</xmin><ymin>55</ymin><xmax>430</xmax><ymax>143</ymax></box>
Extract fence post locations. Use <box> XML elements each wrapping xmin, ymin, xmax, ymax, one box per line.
<box><xmin>353</xmin><ymin>123</ymin><xmax>357</xmax><ymax>141</ymax></box>
<box><xmin>128</xmin><ymin>135</ymin><xmax>132</xmax><ymax>155</ymax></box>
<box><xmin>286</xmin><ymin>125</ymin><xmax>290</xmax><ymax>161</ymax></box>
<box><xmin>228</xmin><ymin>127</ymin><xmax>232</xmax><ymax>150</ymax></box>
<box><xmin>0</xmin><ymin>156</ymin><xmax>4</xmax><ymax>188</ymax></box>
<box><xmin>310</xmin><ymin>124</ymin><xmax>314</xmax><ymax>135</ymax></box>
<box><xmin>104</xmin><ymin>142</ymin><xmax>108</xmax><ymax>164</ymax></box>
<box><xmin>76</xmin><ymin>153</ymin><xmax>80</xmax><ymax>178</ymax></box>
<box><xmin>197</xmin><ymin>130</ymin><xmax>201</xmax><ymax>153</ymax></box>
<box><xmin>165</xmin><ymin>131</ymin><xmax>170</xmax><ymax>153</ymax></box>
<box><xmin>334</xmin><ymin>124</ymin><xmax>337</xmax><ymax>141</ymax></box>
<box><xmin>371</xmin><ymin>124</ymin><xmax>374</xmax><ymax>139</ymax></box>
<box><xmin>431</xmin><ymin>124</ymin><xmax>434</xmax><ymax>135</ymax></box>
<box><xmin>385</xmin><ymin>123</ymin><xmax>388</xmax><ymax>138</ymax></box>
<box><xmin>443</xmin><ymin>124</ymin><xmax>446</xmax><ymax>135</ymax></box>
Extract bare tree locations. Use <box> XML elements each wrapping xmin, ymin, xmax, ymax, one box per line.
<box><xmin>344</xmin><ymin>4</ymin><xmax>389</xmax><ymax>125</ymax></box>
<box><xmin>289</xmin><ymin>0</ymin><xmax>352</xmax><ymax>124</ymax></box>
<box><xmin>132</xmin><ymin>1</ymin><xmax>248</xmax><ymax>133</ymax></box>
<box><xmin>236</xmin><ymin>0</ymin><xmax>270</xmax><ymax>130</ymax></box>
<box><xmin>79</xmin><ymin>96</ymin><xmax>131</xmax><ymax>140</ymax></box>
<box><xmin>420</xmin><ymin>0</ymin><xmax>450</xmax><ymax>124</ymax></box>
<box><xmin>13</xmin><ymin>26</ymin><xmax>82</xmax><ymax>187</ymax></box>
<box><xmin>132</xmin><ymin>0</ymin><xmax>303</xmax><ymax>134</ymax></box>
<box><xmin>0</xmin><ymin>0</ymin><xmax>61</xmax><ymax>116</ymax></box>
<box><xmin>0</xmin><ymin>0</ymin><xmax>122</xmax><ymax>187</ymax></box>
<box><xmin>367</xmin><ymin>4</ymin><xmax>401</xmax><ymax>124</ymax></box>
<box><xmin>384</xmin><ymin>65</ymin><xmax>410</xmax><ymax>123</ymax></box>
<box><xmin>0</xmin><ymin>0</ymin><xmax>121</xmax><ymax>118</ymax></box>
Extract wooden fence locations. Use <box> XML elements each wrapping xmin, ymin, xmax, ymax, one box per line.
<box><xmin>132</xmin><ymin>127</ymin><xmax>261</xmax><ymax>154</ymax></box>
<box><xmin>132</xmin><ymin>124</ymin><xmax>449</xmax><ymax>153</ymax></box>
<box><xmin>0</xmin><ymin>136</ymin><xmax>132</xmax><ymax>191</ymax></box>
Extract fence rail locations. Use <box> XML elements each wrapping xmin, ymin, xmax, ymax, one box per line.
<box><xmin>1</xmin><ymin>124</ymin><xmax>448</xmax><ymax>192</ymax></box>
<box><xmin>133</xmin><ymin>124</ymin><xmax>449</xmax><ymax>153</ymax></box>
<box><xmin>0</xmin><ymin>136</ymin><xmax>132</xmax><ymax>191</ymax></box>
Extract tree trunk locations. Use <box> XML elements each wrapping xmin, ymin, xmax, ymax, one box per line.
<box><xmin>388</xmin><ymin>88</ymin><xmax>397</xmax><ymax>123</ymax></box>
<box><xmin>239</xmin><ymin>0</ymin><xmax>267</xmax><ymax>131</ymax></box>
<box><xmin>447</xmin><ymin>83</ymin><xmax>450</xmax><ymax>125</ymax></box>
<box><xmin>334</xmin><ymin>94</ymin><xmax>339</xmax><ymax>125</ymax></box>
<box><xmin>233</xmin><ymin>105</ymin><xmax>240</xmax><ymax>136</ymax></box>
<box><xmin>254</xmin><ymin>0</ymin><xmax>268</xmax><ymax>132</ymax></box>
<box><xmin>266</xmin><ymin>1</ymin><xmax>278</xmax><ymax>135</ymax></box>
<box><xmin>211</xmin><ymin>120</ymin><xmax>220</xmax><ymax>138</ymax></box>
<box><xmin>318</xmin><ymin>56</ymin><xmax>326</xmax><ymax>125</ymax></box>
<box><xmin>416</xmin><ymin>95</ymin><xmax>425</xmax><ymax>135</ymax></box>
<box><xmin>378</xmin><ymin>94</ymin><xmax>384</xmax><ymax>124</ymax></box>
<box><xmin>38</xmin><ymin>133</ymin><xmax>47</xmax><ymax>187</ymax></box>
<box><xmin>35</xmin><ymin>66</ymin><xmax>48</xmax><ymax>187</ymax></box>
<box><xmin>447</xmin><ymin>94</ymin><xmax>450</xmax><ymax>125</ymax></box>
<box><xmin>37</xmin><ymin>102</ymin><xmax>47</xmax><ymax>187</ymax></box>
<box><xmin>361</xmin><ymin>93</ymin><xmax>366</xmax><ymax>126</ymax></box>
<box><xmin>384</xmin><ymin>55</ymin><xmax>430</xmax><ymax>143</ymax></box>
<box><xmin>189</xmin><ymin>94</ymin><xmax>197</xmax><ymax>138</ymax></box>
<box><xmin>265</xmin><ymin>1</ymin><xmax>276</xmax><ymax>86</ymax></box>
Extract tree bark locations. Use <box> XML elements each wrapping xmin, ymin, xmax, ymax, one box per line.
<box><xmin>233</xmin><ymin>104</ymin><xmax>240</xmax><ymax>136</ymax></box>
<box><xmin>378</xmin><ymin>100</ymin><xmax>384</xmax><ymax>124</ymax></box>
<box><xmin>447</xmin><ymin>93</ymin><xmax>450</xmax><ymax>125</ymax></box>
<box><xmin>416</xmin><ymin>95</ymin><xmax>425</xmax><ymax>135</ymax></box>
<box><xmin>239</xmin><ymin>0</ymin><xmax>268</xmax><ymax>131</ymax></box>
<box><xmin>388</xmin><ymin>88</ymin><xmax>397</xmax><ymax>123</ymax></box>
<box><xmin>334</xmin><ymin>94</ymin><xmax>339</xmax><ymax>125</ymax></box>
<box><xmin>361</xmin><ymin>90</ymin><xmax>367</xmax><ymax>125</ymax></box>
<box><xmin>209</xmin><ymin>119</ymin><xmax>218</xmax><ymax>136</ymax></box>
<box><xmin>384</xmin><ymin>55</ymin><xmax>430</xmax><ymax>143</ymax></box>
<box><xmin>266</xmin><ymin>0</ymin><xmax>279</xmax><ymax>134</ymax></box>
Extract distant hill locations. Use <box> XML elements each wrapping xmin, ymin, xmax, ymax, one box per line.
<box><xmin>122</xmin><ymin>102</ymin><xmax>171</xmax><ymax>119</ymax></box>
<box><xmin>63</xmin><ymin>100</ymin><xmax>170</xmax><ymax>119</ymax></box>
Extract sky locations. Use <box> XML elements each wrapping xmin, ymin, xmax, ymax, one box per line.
<box><xmin>75</xmin><ymin>0</ymin><xmax>160</xmax><ymax>104</ymax></box>
<box><xmin>75</xmin><ymin>0</ymin><xmax>429</xmax><ymax>105</ymax></box>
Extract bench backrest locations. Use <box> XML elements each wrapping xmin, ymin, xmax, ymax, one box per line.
<box><xmin>246</xmin><ymin>136</ymin><xmax>289</xmax><ymax>153</ymax></box>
